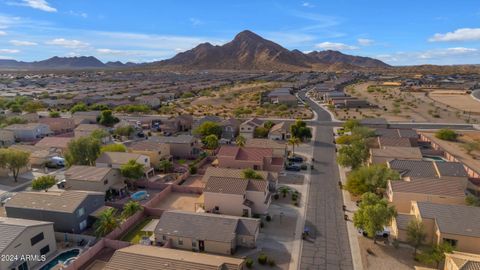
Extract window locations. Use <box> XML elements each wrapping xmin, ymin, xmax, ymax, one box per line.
<box><xmin>79</xmin><ymin>220</ymin><xmax>87</xmax><ymax>231</ymax></box>
<box><xmin>18</xmin><ymin>261</ymin><xmax>28</xmax><ymax>270</ymax></box>
<box><xmin>178</xmin><ymin>238</ymin><xmax>183</xmax><ymax>245</ymax></box>
<box><xmin>443</xmin><ymin>238</ymin><xmax>458</xmax><ymax>247</ymax></box>
<box><xmin>77</xmin><ymin>207</ymin><xmax>85</xmax><ymax>217</ymax></box>
<box><xmin>192</xmin><ymin>241</ymin><xmax>197</xmax><ymax>247</ymax></box>
<box><xmin>30</xmin><ymin>232</ymin><xmax>44</xmax><ymax>246</ymax></box>
<box><xmin>40</xmin><ymin>245</ymin><xmax>50</xmax><ymax>255</ymax></box>
<box><xmin>103</xmin><ymin>179</ymin><xmax>109</xmax><ymax>185</ymax></box>
<box><xmin>162</xmin><ymin>235</ymin><xmax>167</xmax><ymax>241</ymax></box>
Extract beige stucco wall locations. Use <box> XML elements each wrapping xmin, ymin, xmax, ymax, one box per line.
<box><xmin>1</xmin><ymin>223</ymin><xmax>57</xmax><ymax>270</ymax></box>
<box><xmin>204</xmin><ymin>192</ymin><xmax>248</xmax><ymax>216</ymax></box>
<box><xmin>435</xmin><ymin>228</ymin><xmax>480</xmax><ymax>254</ymax></box>
<box><xmin>130</xmin><ymin>147</ymin><xmax>170</xmax><ymax>166</ymax></box>
<box><xmin>391</xmin><ymin>216</ymin><xmax>408</xmax><ymax>242</ymax></box>
<box><xmin>66</xmin><ymin>169</ymin><xmax>122</xmax><ymax>192</ymax></box>
<box><xmin>246</xmin><ymin>190</ymin><xmax>269</xmax><ymax>215</ymax></box>
<box><xmin>157</xmin><ymin>234</ymin><xmax>234</xmax><ymax>255</ymax></box>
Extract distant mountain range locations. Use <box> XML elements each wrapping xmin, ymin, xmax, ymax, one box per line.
<box><xmin>0</xmin><ymin>56</ymin><xmax>138</xmax><ymax>70</ymax></box>
<box><xmin>154</xmin><ymin>30</ymin><xmax>390</xmax><ymax>70</ymax></box>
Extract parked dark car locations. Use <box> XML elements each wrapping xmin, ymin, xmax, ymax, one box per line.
<box><xmin>288</xmin><ymin>156</ymin><xmax>304</xmax><ymax>163</ymax></box>
<box><xmin>285</xmin><ymin>164</ymin><xmax>301</xmax><ymax>171</ymax></box>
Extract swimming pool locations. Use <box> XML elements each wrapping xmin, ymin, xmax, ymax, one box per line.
<box><xmin>423</xmin><ymin>155</ymin><xmax>447</xmax><ymax>162</ymax></box>
<box><xmin>40</xmin><ymin>248</ymin><xmax>80</xmax><ymax>270</ymax></box>
<box><xmin>131</xmin><ymin>190</ymin><xmax>148</xmax><ymax>201</ymax></box>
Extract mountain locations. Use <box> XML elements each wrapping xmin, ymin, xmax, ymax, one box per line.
<box><xmin>0</xmin><ymin>56</ymin><xmax>140</xmax><ymax>70</ymax></box>
<box><xmin>155</xmin><ymin>30</ymin><xmax>390</xmax><ymax>70</ymax></box>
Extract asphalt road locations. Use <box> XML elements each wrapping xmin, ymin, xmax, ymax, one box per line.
<box><xmin>297</xmin><ymin>91</ymin><xmax>354</xmax><ymax>270</ymax></box>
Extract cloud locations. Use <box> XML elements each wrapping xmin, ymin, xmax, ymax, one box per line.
<box><xmin>429</xmin><ymin>28</ymin><xmax>480</xmax><ymax>42</ymax></box>
<box><xmin>9</xmin><ymin>40</ymin><xmax>38</xmax><ymax>46</ymax></box>
<box><xmin>418</xmin><ymin>47</ymin><xmax>478</xmax><ymax>59</ymax></box>
<box><xmin>315</xmin><ymin>42</ymin><xmax>358</xmax><ymax>50</ymax></box>
<box><xmin>189</xmin><ymin>18</ymin><xmax>203</xmax><ymax>26</ymax></box>
<box><xmin>0</xmin><ymin>55</ymin><xmax>14</xmax><ymax>60</ymax></box>
<box><xmin>302</xmin><ymin>2</ymin><xmax>315</xmax><ymax>8</ymax></box>
<box><xmin>0</xmin><ymin>49</ymin><xmax>19</xmax><ymax>53</ymax></box>
<box><xmin>45</xmin><ymin>38</ymin><xmax>90</xmax><ymax>49</ymax></box>
<box><xmin>67</xmin><ymin>10</ymin><xmax>88</xmax><ymax>18</ymax></box>
<box><xmin>10</xmin><ymin>0</ymin><xmax>57</xmax><ymax>12</ymax></box>
<box><xmin>375</xmin><ymin>47</ymin><xmax>480</xmax><ymax>65</ymax></box>
<box><xmin>358</xmin><ymin>38</ymin><xmax>374</xmax><ymax>46</ymax></box>
<box><xmin>0</xmin><ymin>30</ymin><xmax>6</xmax><ymax>36</ymax></box>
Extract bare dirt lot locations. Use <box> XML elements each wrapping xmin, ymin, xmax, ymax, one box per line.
<box><xmin>153</xmin><ymin>192</ymin><xmax>202</xmax><ymax>212</ymax></box>
<box><xmin>335</xmin><ymin>82</ymin><xmax>480</xmax><ymax>123</ymax></box>
<box><xmin>428</xmin><ymin>90</ymin><xmax>480</xmax><ymax>113</ymax></box>
<box><xmin>358</xmin><ymin>237</ymin><xmax>421</xmax><ymax>270</ymax></box>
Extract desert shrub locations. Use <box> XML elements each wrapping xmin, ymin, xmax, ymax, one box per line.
<box><xmin>258</xmin><ymin>253</ymin><xmax>268</xmax><ymax>265</ymax></box>
<box><xmin>246</xmin><ymin>258</ymin><xmax>254</xmax><ymax>268</ymax></box>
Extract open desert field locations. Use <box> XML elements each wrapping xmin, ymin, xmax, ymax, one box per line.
<box><xmin>337</xmin><ymin>82</ymin><xmax>480</xmax><ymax>123</ymax></box>
<box><xmin>173</xmin><ymin>82</ymin><xmax>313</xmax><ymax>119</ymax></box>
<box><xmin>428</xmin><ymin>90</ymin><xmax>480</xmax><ymax>113</ymax></box>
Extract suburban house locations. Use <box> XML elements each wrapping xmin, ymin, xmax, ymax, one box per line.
<box><xmin>378</xmin><ymin>137</ymin><xmax>418</xmax><ymax>148</ymax></box>
<box><xmin>387</xmin><ymin>160</ymin><xmax>468</xmax><ymax>181</ymax></box>
<box><xmin>387</xmin><ymin>178</ymin><xmax>467</xmax><ymax>213</ymax></box>
<box><xmin>64</xmin><ymin>165</ymin><xmax>126</xmax><ymax>194</ymax></box>
<box><xmin>245</xmin><ymin>138</ymin><xmax>287</xmax><ymax>158</ymax></box>
<box><xmin>203</xmin><ymin>167</ymin><xmax>278</xmax><ymax>191</ymax></box>
<box><xmin>216</xmin><ymin>146</ymin><xmax>284</xmax><ymax>172</ymax></box>
<box><xmin>203</xmin><ymin>175</ymin><xmax>271</xmax><ymax>217</ymax></box>
<box><xmin>369</xmin><ymin>147</ymin><xmax>423</xmax><ymax>164</ymax></box>
<box><xmin>5</xmin><ymin>190</ymin><xmax>104</xmax><ymax>233</ymax></box>
<box><xmin>74</xmin><ymin>124</ymin><xmax>106</xmax><ymax>138</ymax></box>
<box><xmin>267</xmin><ymin>87</ymin><xmax>298</xmax><ymax>106</ymax></box>
<box><xmin>149</xmin><ymin>135</ymin><xmax>201</xmax><ymax>159</ymax></box>
<box><xmin>38</xmin><ymin>117</ymin><xmax>75</xmax><ymax>135</ymax></box>
<box><xmin>72</xmin><ymin>111</ymin><xmax>101</xmax><ymax>125</ymax></box>
<box><xmin>268</xmin><ymin>121</ymin><xmax>291</xmax><ymax>141</ymax></box>
<box><xmin>239</xmin><ymin>118</ymin><xmax>263</xmax><ymax>139</ymax></box>
<box><xmin>0</xmin><ymin>129</ymin><xmax>15</xmax><ymax>146</ymax></box>
<box><xmin>104</xmin><ymin>245</ymin><xmax>245</xmax><ymax>270</ymax></box>
<box><xmin>9</xmin><ymin>144</ymin><xmax>60</xmax><ymax>167</ymax></box>
<box><xmin>96</xmin><ymin>151</ymin><xmax>154</xmax><ymax>177</ymax></box>
<box><xmin>5</xmin><ymin>123</ymin><xmax>52</xmax><ymax>141</ymax></box>
<box><xmin>35</xmin><ymin>136</ymin><xmax>73</xmax><ymax>154</ymax></box>
<box><xmin>220</xmin><ymin>118</ymin><xmax>241</xmax><ymax>142</ymax></box>
<box><xmin>0</xmin><ymin>217</ymin><xmax>57</xmax><ymax>270</ymax></box>
<box><xmin>126</xmin><ymin>140</ymin><xmax>171</xmax><ymax>166</ymax></box>
<box><xmin>155</xmin><ymin>210</ymin><xmax>260</xmax><ymax>255</ymax></box>
<box><xmin>444</xmin><ymin>252</ymin><xmax>480</xmax><ymax>270</ymax></box>
<box><xmin>391</xmin><ymin>201</ymin><xmax>480</xmax><ymax>254</ymax></box>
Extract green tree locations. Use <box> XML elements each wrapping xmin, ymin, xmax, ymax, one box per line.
<box><xmin>417</xmin><ymin>243</ymin><xmax>454</xmax><ymax>268</ymax></box>
<box><xmin>49</xmin><ymin>111</ymin><xmax>60</xmax><ymax>118</ymax></box>
<box><xmin>94</xmin><ymin>208</ymin><xmax>119</xmax><ymax>237</ymax></box>
<box><xmin>236</xmin><ymin>135</ymin><xmax>246</xmax><ymax>147</ymax></box>
<box><xmin>101</xmin><ymin>144</ymin><xmax>127</xmax><ymax>153</ymax></box>
<box><xmin>22</xmin><ymin>101</ymin><xmax>43</xmax><ymax>113</ymax></box>
<box><xmin>0</xmin><ymin>149</ymin><xmax>30</xmax><ymax>182</ymax></box>
<box><xmin>254</xmin><ymin>127</ymin><xmax>269</xmax><ymax>138</ymax></box>
<box><xmin>203</xmin><ymin>134</ymin><xmax>219</xmax><ymax>150</ymax></box>
<box><xmin>31</xmin><ymin>175</ymin><xmax>56</xmax><ymax>191</ymax></box>
<box><xmin>461</xmin><ymin>140</ymin><xmax>480</xmax><ymax>156</ymax></box>
<box><xmin>91</xmin><ymin>129</ymin><xmax>110</xmax><ymax>141</ymax></box>
<box><xmin>193</xmin><ymin>121</ymin><xmax>222</xmax><ymax>138</ymax></box>
<box><xmin>9</xmin><ymin>103</ymin><xmax>21</xmax><ymax>113</ymax></box>
<box><xmin>114</xmin><ymin>126</ymin><xmax>135</xmax><ymax>138</ymax></box>
<box><xmin>120</xmin><ymin>160</ymin><xmax>145</xmax><ymax>184</ymax></box>
<box><xmin>351</xmin><ymin>126</ymin><xmax>375</xmax><ymax>139</ymax></box>
<box><xmin>121</xmin><ymin>200</ymin><xmax>143</xmax><ymax>220</ymax></box>
<box><xmin>290</xmin><ymin>120</ymin><xmax>312</xmax><ymax>141</ymax></box>
<box><xmin>345</xmin><ymin>165</ymin><xmax>400</xmax><ymax>196</ymax></box>
<box><xmin>337</xmin><ymin>140</ymin><xmax>369</xmax><ymax>169</ymax></box>
<box><xmin>65</xmin><ymin>136</ymin><xmax>101</xmax><ymax>166</ymax></box>
<box><xmin>343</xmin><ymin>119</ymin><xmax>360</xmax><ymax>131</ymax></box>
<box><xmin>70</xmin><ymin>102</ymin><xmax>89</xmax><ymax>113</ymax></box>
<box><xmin>353</xmin><ymin>192</ymin><xmax>396</xmax><ymax>243</ymax></box>
<box><xmin>465</xmin><ymin>194</ymin><xmax>480</xmax><ymax>206</ymax></box>
<box><xmin>242</xmin><ymin>168</ymin><xmax>264</xmax><ymax>180</ymax></box>
<box><xmin>288</xmin><ymin>136</ymin><xmax>301</xmax><ymax>157</ymax></box>
<box><xmin>156</xmin><ymin>160</ymin><xmax>173</xmax><ymax>173</ymax></box>
<box><xmin>98</xmin><ymin>110</ymin><xmax>119</xmax><ymax>127</ymax></box>
<box><xmin>89</xmin><ymin>104</ymin><xmax>109</xmax><ymax>111</ymax></box>
<box><xmin>435</xmin><ymin>129</ymin><xmax>458</xmax><ymax>141</ymax></box>
<box><xmin>263</xmin><ymin>120</ymin><xmax>275</xmax><ymax>129</ymax></box>
<box><xmin>406</xmin><ymin>218</ymin><xmax>427</xmax><ymax>256</ymax></box>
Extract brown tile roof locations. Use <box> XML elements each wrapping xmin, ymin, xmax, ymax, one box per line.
<box><xmin>416</xmin><ymin>202</ymin><xmax>480</xmax><ymax>238</ymax></box>
<box><xmin>245</xmin><ymin>138</ymin><xmax>286</xmax><ymax>150</ymax></box>
<box><xmin>205</xmin><ymin>176</ymin><xmax>267</xmax><ymax>195</ymax></box>
<box><xmin>126</xmin><ymin>140</ymin><xmax>168</xmax><ymax>152</ymax></box>
<box><xmin>96</xmin><ymin>151</ymin><xmax>144</xmax><ymax>165</ymax></box>
<box><xmin>395</xmin><ymin>213</ymin><xmax>414</xmax><ymax>230</ymax></box>
<box><xmin>65</xmin><ymin>165</ymin><xmax>113</xmax><ymax>182</ymax></box>
<box><xmin>218</xmin><ymin>146</ymin><xmax>273</xmax><ymax>161</ymax></box>
<box><xmin>390</xmin><ymin>179</ymin><xmax>466</xmax><ymax>197</ymax></box>
<box><xmin>38</xmin><ymin>117</ymin><xmax>74</xmax><ymax>127</ymax></box>
<box><xmin>105</xmin><ymin>245</ymin><xmax>244</xmax><ymax>270</ymax></box>
<box><xmin>35</xmin><ymin>136</ymin><xmax>73</xmax><ymax>149</ymax></box>
<box><xmin>6</xmin><ymin>190</ymin><xmax>103</xmax><ymax>213</ymax></box>
<box><xmin>378</xmin><ymin>137</ymin><xmax>416</xmax><ymax>147</ymax></box>
<box><xmin>371</xmin><ymin>147</ymin><xmax>423</xmax><ymax>164</ymax></box>
<box><xmin>202</xmin><ymin>167</ymin><xmax>277</xmax><ymax>182</ymax></box>
<box><xmin>389</xmin><ymin>160</ymin><xmax>438</xmax><ymax>178</ymax></box>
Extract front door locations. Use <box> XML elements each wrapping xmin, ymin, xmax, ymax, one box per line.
<box><xmin>199</xmin><ymin>240</ymin><xmax>205</xmax><ymax>252</ymax></box>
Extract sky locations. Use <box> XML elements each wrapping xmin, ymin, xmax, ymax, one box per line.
<box><xmin>0</xmin><ymin>0</ymin><xmax>479</xmax><ymax>65</ymax></box>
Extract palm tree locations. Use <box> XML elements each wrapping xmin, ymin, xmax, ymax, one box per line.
<box><xmin>94</xmin><ymin>208</ymin><xmax>119</xmax><ymax>237</ymax></box>
<box><xmin>121</xmin><ymin>200</ymin><xmax>143</xmax><ymax>220</ymax></box>
<box><xmin>278</xmin><ymin>186</ymin><xmax>291</xmax><ymax>198</ymax></box>
<box><xmin>235</xmin><ymin>135</ymin><xmax>246</xmax><ymax>147</ymax></box>
<box><xmin>288</xmin><ymin>136</ymin><xmax>301</xmax><ymax>157</ymax></box>
<box><xmin>157</xmin><ymin>160</ymin><xmax>173</xmax><ymax>173</ymax></box>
